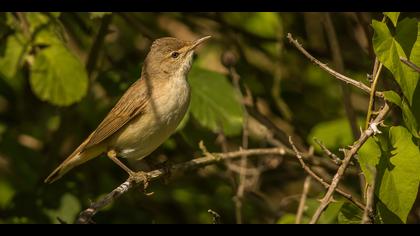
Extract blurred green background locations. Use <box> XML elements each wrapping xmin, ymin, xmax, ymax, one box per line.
<box><xmin>0</xmin><ymin>12</ymin><xmax>419</xmax><ymax>224</ymax></box>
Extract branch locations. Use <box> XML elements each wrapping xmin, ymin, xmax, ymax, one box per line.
<box><xmin>309</xmin><ymin>103</ymin><xmax>390</xmax><ymax>224</ymax></box>
<box><xmin>362</xmin><ymin>167</ymin><xmax>377</xmax><ymax>224</ymax></box>
<box><xmin>289</xmin><ymin>137</ymin><xmax>365</xmax><ymax>210</ymax></box>
<box><xmin>287</xmin><ymin>33</ymin><xmax>383</xmax><ymax>98</ymax></box>
<box><xmin>400</xmin><ymin>57</ymin><xmax>420</xmax><ymax>73</ymax></box>
<box><xmin>296</xmin><ymin>176</ymin><xmax>311</xmax><ymax>224</ymax></box>
<box><xmin>76</xmin><ymin>146</ymin><xmax>290</xmax><ymax>224</ymax></box>
<box><xmin>230</xmin><ymin>65</ymin><xmax>249</xmax><ymax>224</ymax></box>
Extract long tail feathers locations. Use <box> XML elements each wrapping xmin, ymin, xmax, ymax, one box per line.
<box><xmin>44</xmin><ymin>153</ymin><xmax>82</xmax><ymax>184</ymax></box>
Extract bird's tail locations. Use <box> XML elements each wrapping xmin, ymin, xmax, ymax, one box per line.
<box><xmin>44</xmin><ymin>143</ymin><xmax>104</xmax><ymax>184</ymax></box>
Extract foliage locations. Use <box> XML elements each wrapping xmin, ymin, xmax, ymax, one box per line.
<box><xmin>1</xmin><ymin>12</ymin><xmax>420</xmax><ymax>224</ymax></box>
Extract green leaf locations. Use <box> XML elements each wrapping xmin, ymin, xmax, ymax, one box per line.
<box><xmin>0</xmin><ymin>180</ymin><xmax>15</xmax><ymax>208</ymax></box>
<box><xmin>89</xmin><ymin>12</ymin><xmax>112</xmax><ymax>19</ymax></box>
<box><xmin>276</xmin><ymin>213</ymin><xmax>296</xmax><ymax>224</ymax></box>
<box><xmin>384</xmin><ymin>90</ymin><xmax>420</xmax><ymax>138</ymax></box>
<box><xmin>384</xmin><ymin>12</ymin><xmax>400</xmax><ymax>27</ymax></box>
<box><xmin>358</xmin><ymin>137</ymin><xmax>381</xmax><ymax>184</ymax></box>
<box><xmin>222</xmin><ymin>12</ymin><xmax>281</xmax><ymax>38</ymax></box>
<box><xmin>45</xmin><ymin>193</ymin><xmax>81</xmax><ymax>224</ymax></box>
<box><xmin>375</xmin><ymin>126</ymin><xmax>420</xmax><ymax>223</ymax></box>
<box><xmin>372</xmin><ymin>19</ymin><xmax>419</xmax><ymax>105</ymax></box>
<box><xmin>30</xmin><ymin>44</ymin><xmax>88</xmax><ymax>106</ymax></box>
<box><xmin>308</xmin><ymin>118</ymin><xmax>362</xmax><ymax>152</ymax></box>
<box><xmin>0</xmin><ymin>33</ymin><xmax>27</xmax><ymax>90</ymax></box>
<box><xmin>337</xmin><ymin>202</ymin><xmax>363</xmax><ymax>224</ymax></box>
<box><xmin>188</xmin><ymin>66</ymin><xmax>243</xmax><ymax>136</ymax></box>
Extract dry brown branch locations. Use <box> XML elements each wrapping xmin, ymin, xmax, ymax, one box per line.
<box><xmin>287</xmin><ymin>33</ymin><xmax>383</xmax><ymax>98</ymax></box>
<box><xmin>309</xmin><ymin>103</ymin><xmax>390</xmax><ymax>224</ymax></box>
<box><xmin>288</xmin><ymin>137</ymin><xmax>365</xmax><ymax>210</ymax></box>
<box><xmin>76</xmin><ymin>146</ymin><xmax>290</xmax><ymax>224</ymax></box>
<box><xmin>296</xmin><ymin>176</ymin><xmax>311</xmax><ymax>224</ymax></box>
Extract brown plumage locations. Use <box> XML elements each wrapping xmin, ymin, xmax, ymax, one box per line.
<box><xmin>45</xmin><ymin>36</ymin><xmax>211</xmax><ymax>183</ymax></box>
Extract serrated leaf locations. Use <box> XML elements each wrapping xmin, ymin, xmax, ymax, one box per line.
<box><xmin>375</xmin><ymin>126</ymin><xmax>420</xmax><ymax>223</ymax></box>
<box><xmin>30</xmin><ymin>44</ymin><xmax>88</xmax><ymax>106</ymax></box>
<box><xmin>337</xmin><ymin>202</ymin><xmax>363</xmax><ymax>224</ymax></box>
<box><xmin>384</xmin><ymin>90</ymin><xmax>419</xmax><ymax>138</ymax></box>
<box><xmin>188</xmin><ymin>67</ymin><xmax>243</xmax><ymax>136</ymax></box>
<box><xmin>384</xmin><ymin>12</ymin><xmax>400</xmax><ymax>27</ymax></box>
<box><xmin>372</xmin><ymin>19</ymin><xmax>419</xmax><ymax>105</ymax></box>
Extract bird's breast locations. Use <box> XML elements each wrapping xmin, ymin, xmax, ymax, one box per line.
<box><xmin>111</xmin><ymin>74</ymin><xmax>190</xmax><ymax>160</ymax></box>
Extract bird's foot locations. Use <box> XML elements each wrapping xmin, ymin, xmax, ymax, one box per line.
<box><xmin>128</xmin><ymin>171</ymin><xmax>152</xmax><ymax>194</ymax></box>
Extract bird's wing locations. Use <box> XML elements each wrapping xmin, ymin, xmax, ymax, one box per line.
<box><xmin>83</xmin><ymin>78</ymin><xmax>150</xmax><ymax>150</ymax></box>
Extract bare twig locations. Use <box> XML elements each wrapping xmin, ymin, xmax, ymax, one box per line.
<box><xmin>309</xmin><ymin>103</ymin><xmax>390</xmax><ymax>224</ymax></box>
<box><xmin>362</xmin><ymin>167</ymin><xmax>377</xmax><ymax>224</ymax></box>
<box><xmin>230</xmin><ymin>66</ymin><xmax>249</xmax><ymax>224</ymax></box>
<box><xmin>314</xmin><ymin>138</ymin><xmax>342</xmax><ymax>165</ymax></box>
<box><xmin>296</xmin><ymin>176</ymin><xmax>311</xmax><ymax>224</ymax></box>
<box><xmin>76</xmin><ymin>146</ymin><xmax>290</xmax><ymax>224</ymax></box>
<box><xmin>400</xmin><ymin>57</ymin><xmax>420</xmax><ymax>73</ymax></box>
<box><xmin>207</xmin><ymin>209</ymin><xmax>221</xmax><ymax>224</ymax></box>
<box><xmin>365</xmin><ymin>63</ymin><xmax>383</xmax><ymax>129</ymax></box>
<box><xmin>289</xmin><ymin>137</ymin><xmax>365</xmax><ymax>210</ymax></box>
<box><xmin>287</xmin><ymin>33</ymin><xmax>383</xmax><ymax>98</ymax></box>
<box><xmin>323</xmin><ymin>13</ymin><xmax>359</xmax><ymax>139</ymax></box>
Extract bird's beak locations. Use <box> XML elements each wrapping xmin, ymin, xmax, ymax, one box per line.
<box><xmin>187</xmin><ymin>35</ymin><xmax>211</xmax><ymax>52</ymax></box>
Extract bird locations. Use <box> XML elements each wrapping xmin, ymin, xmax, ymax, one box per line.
<box><xmin>44</xmin><ymin>36</ymin><xmax>211</xmax><ymax>184</ymax></box>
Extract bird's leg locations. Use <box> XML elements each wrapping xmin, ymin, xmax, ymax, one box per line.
<box><xmin>106</xmin><ymin>150</ymin><xmax>150</xmax><ymax>189</ymax></box>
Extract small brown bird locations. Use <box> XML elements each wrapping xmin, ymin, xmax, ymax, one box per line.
<box><xmin>45</xmin><ymin>36</ymin><xmax>211</xmax><ymax>183</ymax></box>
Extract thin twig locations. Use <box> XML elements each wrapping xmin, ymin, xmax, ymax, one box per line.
<box><xmin>309</xmin><ymin>103</ymin><xmax>390</xmax><ymax>224</ymax></box>
<box><xmin>287</xmin><ymin>33</ymin><xmax>383</xmax><ymax>98</ymax></box>
<box><xmin>76</xmin><ymin>146</ymin><xmax>290</xmax><ymax>224</ymax></box>
<box><xmin>289</xmin><ymin>137</ymin><xmax>365</xmax><ymax>210</ymax></box>
<box><xmin>314</xmin><ymin>138</ymin><xmax>342</xmax><ymax>165</ymax></box>
<box><xmin>400</xmin><ymin>57</ymin><xmax>420</xmax><ymax>73</ymax></box>
<box><xmin>230</xmin><ymin>66</ymin><xmax>249</xmax><ymax>224</ymax></box>
<box><xmin>323</xmin><ymin>13</ymin><xmax>359</xmax><ymax>139</ymax></box>
<box><xmin>296</xmin><ymin>176</ymin><xmax>311</xmax><ymax>224</ymax></box>
<box><xmin>365</xmin><ymin>63</ymin><xmax>383</xmax><ymax>129</ymax></box>
<box><xmin>362</xmin><ymin>167</ymin><xmax>377</xmax><ymax>224</ymax></box>
<box><xmin>207</xmin><ymin>209</ymin><xmax>222</xmax><ymax>224</ymax></box>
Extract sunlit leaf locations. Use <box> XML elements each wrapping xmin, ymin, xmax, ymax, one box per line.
<box><xmin>375</xmin><ymin>126</ymin><xmax>420</xmax><ymax>223</ymax></box>
<box><xmin>384</xmin><ymin>90</ymin><xmax>419</xmax><ymax>138</ymax></box>
<box><xmin>0</xmin><ymin>33</ymin><xmax>26</xmax><ymax>90</ymax></box>
<box><xmin>188</xmin><ymin>66</ymin><xmax>243</xmax><ymax>136</ymax></box>
<box><xmin>30</xmin><ymin>44</ymin><xmax>88</xmax><ymax>106</ymax></box>
<box><xmin>372</xmin><ymin>19</ymin><xmax>419</xmax><ymax>105</ymax></box>
<box><xmin>384</xmin><ymin>12</ymin><xmax>400</xmax><ymax>27</ymax></box>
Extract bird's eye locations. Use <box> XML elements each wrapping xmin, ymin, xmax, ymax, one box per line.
<box><xmin>171</xmin><ymin>52</ymin><xmax>180</xmax><ymax>59</ymax></box>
